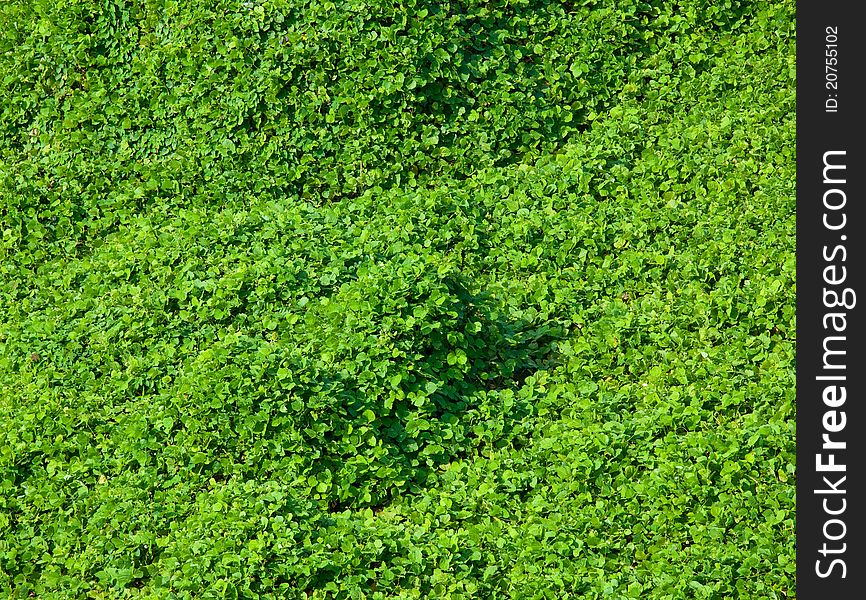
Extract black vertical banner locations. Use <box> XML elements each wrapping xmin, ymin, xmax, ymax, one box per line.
<box><xmin>797</xmin><ymin>1</ymin><xmax>866</xmax><ymax>598</ymax></box>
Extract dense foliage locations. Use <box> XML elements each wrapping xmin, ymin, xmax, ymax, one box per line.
<box><xmin>1</xmin><ymin>0</ymin><xmax>795</xmax><ymax>598</ymax></box>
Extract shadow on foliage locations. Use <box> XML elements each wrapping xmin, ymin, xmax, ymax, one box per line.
<box><xmin>280</xmin><ymin>273</ymin><xmax>566</xmax><ymax>511</ymax></box>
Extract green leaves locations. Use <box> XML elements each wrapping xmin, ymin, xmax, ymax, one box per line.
<box><xmin>0</xmin><ymin>0</ymin><xmax>794</xmax><ymax>598</ymax></box>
